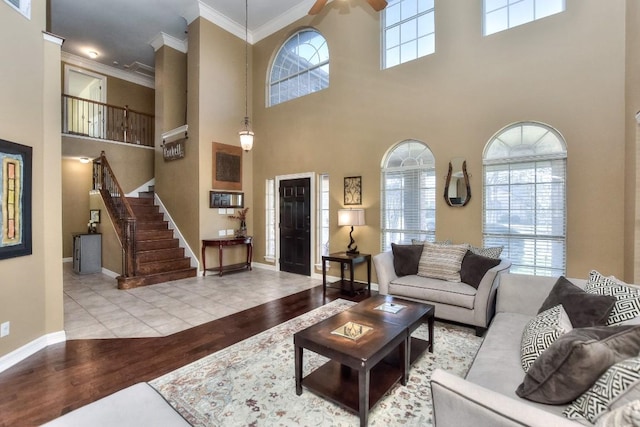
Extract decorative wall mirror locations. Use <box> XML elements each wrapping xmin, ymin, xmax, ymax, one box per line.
<box><xmin>209</xmin><ymin>191</ymin><xmax>244</xmax><ymax>208</ymax></box>
<box><xmin>444</xmin><ymin>158</ymin><xmax>471</xmax><ymax>207</ymax></box>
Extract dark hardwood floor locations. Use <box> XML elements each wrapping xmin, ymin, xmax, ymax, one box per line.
<box><xmin>0</xmin><ymin>286</ymin><xmax>373</xmax><ymax>426</ymax></box>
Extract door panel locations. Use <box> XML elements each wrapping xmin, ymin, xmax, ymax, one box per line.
<box><xmin>279</xmin><ymin>178</ymin><xmax>311</xmax><ymax>276</ymax></box>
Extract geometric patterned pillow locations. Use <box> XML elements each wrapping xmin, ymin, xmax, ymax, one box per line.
<box><xmin>520</xmin><ymin>304</ymin><xmax>573</xmax><ymax>372</ymax></box>
<box><xmin>585</xmin><ymin>270</ymin><xmax>640</xmax><ymax>325</ymax></box>
<box><xmin>564</xmin><ymin>356</ymin><xmax>640</xmax><ymax>424</ymax></box>
<box><xmin>470</xmin><ymin>245</ymin><xmax>503</xmax><ymax>259</ymax></box>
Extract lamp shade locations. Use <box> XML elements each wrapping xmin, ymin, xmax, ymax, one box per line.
<box><xmin>338</xmin><ymin>209</ymin><xmax>365</xmax><ymax>226</ymax></box>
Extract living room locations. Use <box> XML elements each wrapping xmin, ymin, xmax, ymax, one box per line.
<box><xmin>2</xmin><ymin>0</ymin><xmax>640</xmax><ymax>425</ymax></box>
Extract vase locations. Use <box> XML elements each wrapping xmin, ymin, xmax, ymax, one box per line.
<box><xmin>236</xmin><ymin>220</ymin><xmax>247</xmax><ymax>237</ymax></box>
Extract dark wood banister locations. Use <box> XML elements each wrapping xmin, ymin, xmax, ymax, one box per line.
<box><xmin>93</xmin><ymin>151</ymin><xmax>137</xmax><ymax>278</ymax></box>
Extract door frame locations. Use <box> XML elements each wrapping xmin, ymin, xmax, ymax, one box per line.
<box><xmin>275</xmin><ymin>172</ymin><xmax>316</xmax><ymax>276</ymax></box>
<box><xmin>64</xmin><ymin>65</ymin><xmax>107</xmax><ymax>102</ymax></box>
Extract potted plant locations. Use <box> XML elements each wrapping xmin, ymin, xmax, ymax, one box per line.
<box><xmin>228</xmin><ymin>207</ymin><xmax>249</xmax><ymax>237</ymax></box>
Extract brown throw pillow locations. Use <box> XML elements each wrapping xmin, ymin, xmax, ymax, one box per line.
<box><xmin>391</xmin><ymin>243</ymin><xmax>423</xmax><ymax>276</ymax></box>
<box><xmin>516</xmin><ymin>325</ymin><xmax>640</xmax><ymax>404</ymax></box>
<box><xmin>538</xmin><ymin>276</ymin><xmax>616</xmax><ymax>328</ymax></box>
<box><xmin>460</xmin><ymin>250</ymin><xmax>501</xmax><ymax>289</ymax></box>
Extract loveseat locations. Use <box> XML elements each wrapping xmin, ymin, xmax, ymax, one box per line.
<box><xmin>373</xmin><ymin>245</ymin><xmax>511</xmax><ymax>335</ymax></box>
<box><xmin>431</xmin><ymin>272</ymin><xmax>640</xmax><ymax>426</ymax></box>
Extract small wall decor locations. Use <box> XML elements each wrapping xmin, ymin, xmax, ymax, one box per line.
<box><xmin>212</xmin><ymin>142</ymin><xmax>242</xmax><ymax>191</ymax></box>
<box><xmin>344</xmin><ymin>176</ymin><xmax>362</xmax><ymax>205</ymax></box>
<box><xmin>90</xmin><ymin>209</ymin><xmax>101</xmax><ymax>223</ymax></box>
<box><xmin>162</xmin><ymin>125</ymin><xmax>187</xmax><ymax>161</ymax></box>
<box><xmin>0</xmin><ymin>138</ymin><xmax>32</xmax><ymax>260</ymax></box>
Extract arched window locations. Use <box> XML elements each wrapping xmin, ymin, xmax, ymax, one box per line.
<box><xmin>381</xmin><ymin>140</ymin><xmax>436</xmax><ymax>250</ymax></box>
<box><xmin>268</xmin><ymin>29</ymin><xmax>329</xmax><ymax>106</ymax></box>
<box><xmin>483</xmin><ymin>121</ymin><xmax>567</xmax><ymax>276</ymax></box>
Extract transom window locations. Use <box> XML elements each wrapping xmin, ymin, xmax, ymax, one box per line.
<box><xmin>483</xmin><ymin>122</ymin><xmax>567</xmax><ymax>276</ymax></box>
<box><xmin>383</xmin><ymin>0</ymin><xmax>435</xmax><ymax>69</ymax></box>
<box><xmin>381</xmin><ymin>140</ymin><xmax>436</xmax><ymax>250</ymax></box>
<box><xmin>268</xmin><ymin>29</ymin><xmax>329</xmax><ymax>106</ymax></box>
<box><xmin>483</xmin><ymin>0</ymin><xmax>565</xmax><ymax>36</ymax></box>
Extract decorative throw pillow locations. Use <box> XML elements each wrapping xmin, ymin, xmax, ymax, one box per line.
<box><xmin>538</xmin><ymin>276</ymin><xmax>616</xmax><ymax>328</ymax></box>
<box><xmin>470</xmin><ymin>245</ymin><xmax>503</xmax><ymax>259</ymax></box>
<box><xmin>391</xmin><ymin>243</ymin><xmax>423</xmax><ymax>276</ymax></box>
<box><xmin>516</xmin><ymin>325</ymin><xmax>640</xmax><ymax>404</ymax></box>
<box><xmin>460</xmin><ymin>251</ymin><xmax>501</xmax><ymax>289</ymax></box>
<box><xmin>417</xmin><ymin>242</ymin><xmax>469</xmax><ymax>282</ymax></box>
<box><xmin>594</xmin><ymin>400</ymin><xmax>640</xmax><ymax>427</ymax></box>
<box><xmin>564</xmin><ymin>356</ymin><xmax>640</xmax><ymax>424</ymax></box>
<box><xmin>520</xmin><ymin>305</ymin><xmax>573</xmax><ymax>372</ymax></box>
<box><xmin>586</xmin><ymin>270</ymin><xmax>640</xmax><ymax>325</ymax></box>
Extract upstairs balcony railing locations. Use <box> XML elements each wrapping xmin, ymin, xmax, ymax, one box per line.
<box><xmin>62</xmin><ymin>94</ymin><xmax>154</xmax><ymax>147</ymax></box>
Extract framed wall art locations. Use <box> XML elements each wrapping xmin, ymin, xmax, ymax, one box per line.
<box><xmin>212</xmin><ymin>142</ymin><xmax>242</xmax><ymax>191</ymax></box>
<box><xmin>344</xmin><ymin>176</ymin><xmax>362</xmax><ymax>205</ymax></box>
<box><xmin>0</xmin><ymin>138</ymin><xmax>32</xmax><ymax>260</ymax></box>
<box><xmin>90</xmin><ymin>209</ymin><xmax>101</xmax><ymax>223</ymax></box>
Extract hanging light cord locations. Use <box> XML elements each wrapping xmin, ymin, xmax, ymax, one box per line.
<box><xmin>244</xmin><ymin>0</ymin><xmax>249</xmax><ymax>124</ymax></box>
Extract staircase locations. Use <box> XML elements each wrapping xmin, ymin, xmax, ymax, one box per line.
<box><xmin>117</xmin><ymin>195</ymin><xmax>197</xmax><ymax>289</ymax></box>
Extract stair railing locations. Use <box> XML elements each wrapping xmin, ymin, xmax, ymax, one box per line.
<box><xmin>93</xmin><ymin>151</ymin><xmax>137</xmax><ymax>278</ymax></box>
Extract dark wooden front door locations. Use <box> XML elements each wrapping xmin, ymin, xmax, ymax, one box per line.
<box><xmin>279</xmin><ymin>178</ymin><xmax>311</xmax><ymax>276</ymax></box>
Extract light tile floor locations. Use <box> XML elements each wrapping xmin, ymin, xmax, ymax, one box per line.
<box><xmin>63</xmin><ymin>263</ymin><xmax>322</xmax><ymax>339</ymax></box>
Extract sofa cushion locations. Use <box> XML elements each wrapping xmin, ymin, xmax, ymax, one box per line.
<box><xmin>516</xmin><ymin>325</ymin><xmax>640</xmax><ymax>404</ymax></box>
<box><xmin>520</xmin><ymin>305</ymin><xmax>573</xmax><ymax>372</ymax></box>
<box><xmin>593</xmin><ymin>400</ymin><xmax>640</xmax><ymax>427</ymax></box>
<box><xmin>538</xmin><ymin>276</ymin><xmax>616</xmax><ymax>328</ymax></box>
<box><xmin>470</xmin><ymin>245</ymin><xmax>503</xmax><ymax>259</ymax></box>
<box><xmin>460</xmin><ymin>251</ymin><xmax>501</xmax><ymax>289</ymax></box>
<box><xmin>389</xmin><ymin>275</ymin><xmax>476</xmax><ymax>309</ymax></box>
<box><xmin>417</xmin><ymin>242</ymin><xmax>469</xmax><ymax>282</ymax></box>
<box><xmin>391</xmin><ymin>243</ymin><xmax>423</xmax><ymax>276</ymax></box>
<box><xmin>564</xmin><ymin>356</ymin><xmax>640</xmax><ymax>424</ymax></box>
<box><xmin>585</xmin><ymin>270</ymin><xmax>640</xmax><ymax>325</ymax></box>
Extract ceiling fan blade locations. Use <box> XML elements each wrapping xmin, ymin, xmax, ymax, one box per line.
<box><xmin>308</xmin><ymin>0</ymin><xmax>329</xmax><ymax>15</ymax></box>
<box><xmin>367</xmin><ymin>0</ymin><xmax>388</xmax><ymax>12</ymax></box>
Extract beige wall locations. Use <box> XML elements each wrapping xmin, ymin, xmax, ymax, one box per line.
<box><xmin>251</xmin><ymin>0</ymin><xmax>627</xmax><ymax>281</ymax></box>
<box><xmin>156</xmin><ymin>46</ymin><xmax>187</xmax><ymax>132</ymax></box>
<box><xmin>155</xmin><ymin>18</ymin><xmax>253</xmax><ymax>268</ymax></box>
<box><xmin>0</xmin><ymin>2</ymin><xmax>63</xmax><ymax>356</ymax></box>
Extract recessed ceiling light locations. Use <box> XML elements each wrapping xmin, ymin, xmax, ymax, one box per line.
<box><xmin>79</xmin><ymin>157</ymin><xmax>90</xmax><ymax>163</ymax></box>
<box><xmin>87</xmin><ymin>50</ymin><xmax>99</xmax><ymax>59</ymax></box>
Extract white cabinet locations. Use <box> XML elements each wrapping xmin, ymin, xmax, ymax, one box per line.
<box><xmin>72</xmin><ymin>233</ymin><xmax>102</xmax><ymax>274</ymax></box>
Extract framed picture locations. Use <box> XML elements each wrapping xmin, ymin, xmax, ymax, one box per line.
<box><xmin>90</xmin><ymin>209</ymin><xmax>101</xmax><ymax>223</ymax></box>
<box><xmin>212</xmin><ymin>142</ymin><xmax>242</xmax><ymax>191</ymax></box>
<box><xmin>0</xmin><ymin>138</ymin><xmax>32</xmax><ymax>260</ymax></box>
<box><xmin>344</xmin><ymin>176</ymin><xmax>362</xmax><ymax>205</ymax></box>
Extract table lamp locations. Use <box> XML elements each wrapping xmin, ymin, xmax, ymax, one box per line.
<box><xmin>338</xmin><ymin>208</ymin><xmax>365</xmax><ymax>255</ymax></box>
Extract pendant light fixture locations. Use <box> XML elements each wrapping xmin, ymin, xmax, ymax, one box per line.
<box><xmin>239</xmin><ymin>0</ymin><xmax>254</xmax><ymax>152</ymax></box>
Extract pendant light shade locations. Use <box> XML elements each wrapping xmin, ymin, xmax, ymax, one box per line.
<box><xmin>239</xmin><ymin>0</ymin><xmax>254</xmax><ymax>152</ymax></box>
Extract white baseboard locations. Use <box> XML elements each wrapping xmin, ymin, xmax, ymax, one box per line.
<box><xmin>101</xmin><ymin>267</ymin><xmax>119</xmax><ymax>278</ymax></box>
<box><xmin>62</xmin><ymin>257</ymin><xmax>72</xmax><ymax>263</ymax></box>
<box><xmin>0</xmin><ymin>330</ymin><xmax>66</xmax><ymax>374</ymax></box>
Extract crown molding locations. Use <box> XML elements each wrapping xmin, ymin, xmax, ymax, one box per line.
<box><xmin>61</xmin><ymin>51</ymin><xmax>154</xmax><ymax>89</ymax></box>
<box><xmin>252</xmin><ymin>2</ymin><xmax>313</xmax><ymax>43</ymax></box>
<box><xmin>42</xmin><ymin>31</ymin><xmax>64</xmax><ymax>46</ymax></box>
<box><xmin>150</xmin><ymin>32</ymin><xmax>188</xmax><ymax>53</ymax></box>
<box><xmin>183</xmin><ymin>0</ymin><xmax>255</xmax><ymax>43</ymax></box>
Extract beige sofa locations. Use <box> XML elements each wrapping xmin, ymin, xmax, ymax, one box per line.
<box><xmin>373</xmin><ymin>250</ymin><xmax>511</xmax><ymax>335</ymax></box>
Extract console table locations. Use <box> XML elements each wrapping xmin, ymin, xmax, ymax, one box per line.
<box><xmin>322</xmin><ymin>252</ymin><xmax>371</xmax><ymax>297</ymax></box>
<box><xmin>202</xmin><ymin>236</ymin><xmax>253</xmax><ymax>276</ymax></box>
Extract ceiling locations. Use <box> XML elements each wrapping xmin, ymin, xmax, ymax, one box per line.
<box><xmin>50</xmin><ymin>0</ymin><xmax>321</xmax><ymax>80</ymax></box>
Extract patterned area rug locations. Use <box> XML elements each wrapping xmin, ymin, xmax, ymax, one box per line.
<box><xmin>151</xmin><ymin>299</ymin><xmax>483</xmax><ymax>426</ymax></box>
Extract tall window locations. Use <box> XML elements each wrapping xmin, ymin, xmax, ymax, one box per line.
<box><xmin>483</xmin><ymin>122</ymin><xmax>567</xmax><ymax>276</ymax></box>
<box><xmin>317</xmin><ymin>174</ymin><xmax>330</xmax><ymax>265</ymax></box>
<box><xmin>381</xmin><ymin>140</ymin><xmax>436</xmax><ymax>250</ymax></box>
<box><xmin>268</xmin><ymin>29</ymin><xmax>329</xmax><ymax>106</ymax></box>
<box><xmin>483</xmin><ymin>0</ymin><xmax>565</xmax><ymax>36</ymax></box>
<box><xmin>382</xmin><ymin>0</ymin><xmax>435</xmax><ymax>69</ymax></box>
<box><xmin>265</xmin><ymin>179</ymin><xmax>276</xmax><ymax>261</ymax></box>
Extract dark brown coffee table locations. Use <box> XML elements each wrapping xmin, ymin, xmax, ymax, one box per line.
<box><xmin>294</xmin><ymin>296</ymin><xmax>434</xmax><ymax>426</ymax></box>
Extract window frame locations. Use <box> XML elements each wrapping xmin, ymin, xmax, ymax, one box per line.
<box><xmin>380</xmin><ymin>140</ymin><xmax>437</xmax><ymax>251</ymax></box>
<box><xmin>483</xmin><ymin>121</ymin><xmax>567</xmax><ymax>276</ymax></box>
<box><xmin>268</xmin><ymin>28</ymin><xmax>329</xmax><ymax>107</ymax></box>
<box><xmin>382</xmin><ymin>0</ymin><xmax>436</xmax><ymax>69</ymax></box>
<box><xmin>483</xmin><ymin>0</ymin><xmax>565</xmax><ymax>36</ymax></box>
<box><xmin>4</xmin><ymin>0</ymin><xmax>30</xmax><ymax>19</ymax></box>
<box><xmin>316</xmin><ymin>173</ymin><xmax>330</xmax><ymax>267</ymax></box>
<box><xmin>264</xmin><ymin>179</ymin><xmax>276</xmax><ymax>262</ymax></box>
